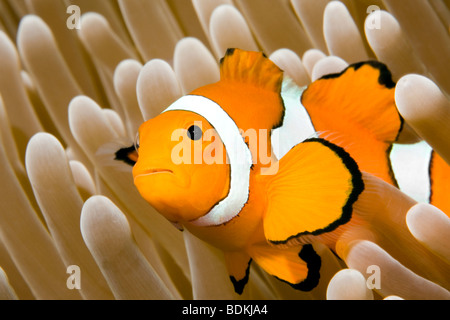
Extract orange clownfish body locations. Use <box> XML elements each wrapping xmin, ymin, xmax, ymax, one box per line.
<box><xmin>130</xmin><ymin>48</ymin><xmax>367</xmax><ymax>293</ymax></box>
<box><xmin>118</xmin><ymin>48</ymin><xmax>448</xmax><ymax>294</ymax></box>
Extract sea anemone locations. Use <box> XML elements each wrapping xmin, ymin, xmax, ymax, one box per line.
<box><xmin>0</xmin><ymin>0</ymin><xmax>448</xmax><ymax>300</ymax></box>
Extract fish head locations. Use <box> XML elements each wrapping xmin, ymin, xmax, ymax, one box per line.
<box><xmin>132</xmin><ymin>110</ymin><xmax>230</xmax><ymax>224</ymax></box>
<box><xmin>132</xmin><ymin>48</ymin><xmax>286</xmax><ymax>227</ymax></box>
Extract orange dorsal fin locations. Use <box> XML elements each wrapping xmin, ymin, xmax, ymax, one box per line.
<box><xmin>303</xmin><ymin>61</ymin><xmax>401</xmax><ymax>143</ymax></box>
<box><xmin>301</xmin><ymin>61</ymin><xmax>403</xmax><ymax>185</ymax></box>
<box><xmin>220</xmin><ymin>48</ymin><xmax>284</xmax><ymax>93</ymax></box>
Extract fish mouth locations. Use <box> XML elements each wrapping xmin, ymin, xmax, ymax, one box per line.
<box><xmin>134</xmin><ymin>168</ymin><xmax>174</xmax><ymax>179</ymax></box>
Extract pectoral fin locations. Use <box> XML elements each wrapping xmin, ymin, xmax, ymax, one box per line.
<box><xmin>263</xmin><ymin>138</ymin><xmax>364</xmax><ymax>245</ymax></box>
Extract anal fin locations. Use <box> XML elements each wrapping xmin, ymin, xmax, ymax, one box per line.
<box><xmin>248</xmin><ymin>243</ymin><xmax>321</xmax><ymax>291</ymax></box>
<box><xmin>224</xmin><ymin>251</ymin><xmax>252</xmax><ymax>295</ymax></box>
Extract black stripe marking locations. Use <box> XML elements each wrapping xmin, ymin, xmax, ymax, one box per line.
<box><xmin>386</xmin><ymin>144</ymin><xmax>400</xmax><ymax>188</ymax></box>
<box><xmin>229</xmin><ymin>258</ymin><xmax>252</xmax><ymax>295</ymax></box>
<box><xmin>271</xmin><ymin>91</ymin><xmax>286</xmax><ymax>132</ymax></box>
<box><xmin>428</xmin><ymin>150</ymin><xmax>436</xmax><ymax>204</ymax></box>
<box><xmin>269</xmin><ymin>138</ymin><xmax>365</xmax><ymax>245</ymax></box>
<box><xmin>320</xmin><ymin>60</ymin><xmax>396</xmax><ymax>89</ymax></box>
<box><xmin>274</xmin><ymin>244</ymin><xmax>321</xmax><ymax>291</ymax></box>
<box><xmin>220</xmin><ymin>48</ymin><xmax>236</xmax><ymax>65</ymax></box>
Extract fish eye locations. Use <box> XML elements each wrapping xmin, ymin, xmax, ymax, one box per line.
<box><xmin>187</xmin><ymin>125</ymin><xmax>202</xmax><ymax>141</ymax></box>
<box><xmin>134</xmin><ymin>131</ymin><xmax>140</xmax><ymax>152</ymax></box>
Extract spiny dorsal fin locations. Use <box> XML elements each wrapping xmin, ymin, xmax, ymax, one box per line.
<box><xmin>220</xmin><ymin>48</ymin><xmax>284</xmax><ymax>94</ymax></box>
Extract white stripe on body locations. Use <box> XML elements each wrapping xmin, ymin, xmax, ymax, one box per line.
<box><xmin>272</xmin><ymin>78</ymin><xmax>316</xmax><ymax>160</ymax></box>
<box><xmin>390</xmin><ymin>141</ymin><xmax>432</xmax><ymax>203</ymax></box>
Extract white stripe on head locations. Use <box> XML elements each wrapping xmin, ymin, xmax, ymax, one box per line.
<box><xmin>163</xmin><ymin>95</ymin><xmax>253</xmax><ymax>226</ymax></box>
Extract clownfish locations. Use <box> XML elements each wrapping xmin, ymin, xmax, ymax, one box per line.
<box><xmin>116</xmin><ymin>48</ymin><xmax>449</xmax><ymax>293</ymax></box>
